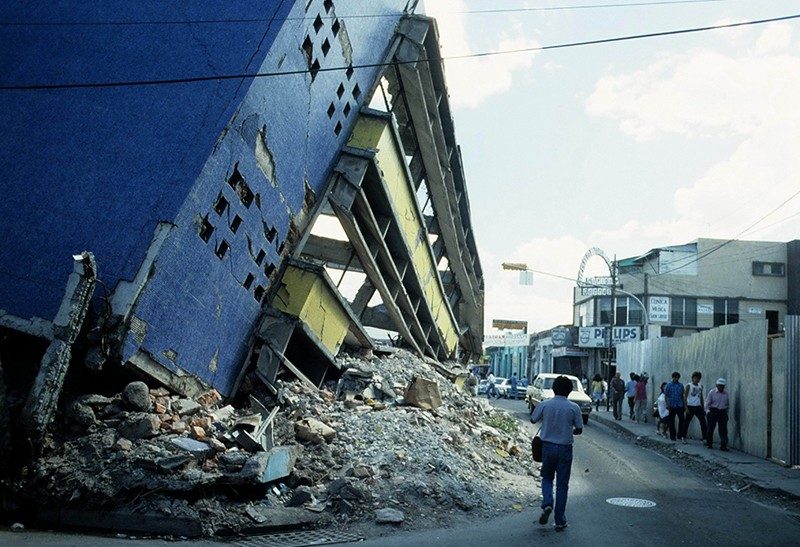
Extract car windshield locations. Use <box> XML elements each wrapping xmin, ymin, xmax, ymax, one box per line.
<box><xmin>494</xmin><ymin>378</ymin><xmax>505</xmax><ymax>385</ymax></box>
<box><xmin>542</xmin><ymin>378</ymin><xmax>580</xmax><ymax>391</ymax></box>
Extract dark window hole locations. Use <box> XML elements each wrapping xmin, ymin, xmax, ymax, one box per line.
<box><xmin>336</xmin><ymin>83</ymin><xmax>345</xmax><ymax>99</ymax></box>
<box><xmin>265</xmin><ymin>263</ymin><xmax>276</xmax><ymax>278</ymax></box>
<box><xmin>352</xmin><ymin>83</ymin><xmax>361</xmax><ymax>100</ymax></box>
<box><xmin>213</xmin><ymin>194</ymin><xmax>229</xmax><ymax>215</ymax></box>
<box><xmin>255</xmin><ymin>249</ymin><xmax>266</xmax><ymax>266</ymax></box>
<box><xmin>302</xmin><ymin>35</ymin><xmax>313</xmax><ymax>64</ymax></box>
<box><xmin>310</xmin><ymin>59</ymin><xmax>321</xmax><ymax>81</ymax></box>
<box><xmin>227</xmin><ymin>165</ymin><xmax>244</xmax><ymax>189</ymax></box>
<box><xmin>264</xmin><ymin>222</ymin><xmax>277</xmax><ymax>242</ymax></box>
<box><xmin>243</xmin><ymin>273</ymin><xmax>254</xmax><ymax>290</ymax></box>
<box><xmin>321</xmin><ymin>38</ymin><xmax>331</xmax><ymax>57</ymax></box>
<box><xmin>254</xmin><ymin>193</ymin><xmax>261</xmax><ymax>209</ymax></box>
<box><xmin>277</xmin><ymin>241</ymin><xmax>286</xmax><ymax>255</ymax></box>
<box><xmin>254</xmin><ymin>286</ymin><xmax>266</xmax><ymax>302</ymax></box>
<box><xmin>334</xmin><ymin>121</ymin><xmax>342</xmax><ymax>135</ymax></box>
<box><xmin>343</xmin><ymin>102</ymin><xmax>351</xmax><ymax>117</ymax></box>
<box><xmin>230</xmin><ymin>215</ymin><xmax>242</xmax><ymax>233</ymax></box>
<box><xmin>313</xmin><ymin>14</ymin><xmax>323</xmax><ymax>33</ymax></box>
<box><xmin>327</xmin><ymin>102</ymin><xmax>336</xmax><ymax>119</ymax></box>
<box><xmin>324</xmin><ymin>0</ymin><xmax>333</xmax><ymax>13</ymax></box>
<box><xmin>199</xmin><ymin>216</ymin><xmax>215</xmax><ymax>242</ymax></box>
<box><xmin>332</xmin><ymin>19</ymin><xmax>340</xmax><ymax>37</ymax></box>
<box><xmin>345</xmin><ymin>64</ymin><xmax>354</xmax><ymax>80</ymax></box>
<box><xmin>215</xmin><ymin>240</ymin><xmax>230</xmax><ymax>260</ymax></box>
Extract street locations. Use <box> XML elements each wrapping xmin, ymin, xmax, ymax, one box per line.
<box><xmin>341</xmin><ymin>398</ymin><xmax>800</xmax><ymax>547</ymax></box>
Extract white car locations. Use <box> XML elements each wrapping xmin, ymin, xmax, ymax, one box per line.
<box><xmin>496</xmin><ymin>378</ymin><xmax>525</xmax><ymax>399</ymax></box>
<box><xmin>526</xmin><ymin>373</ymin><xmax>592</xmax><ymax>425</ymax></box>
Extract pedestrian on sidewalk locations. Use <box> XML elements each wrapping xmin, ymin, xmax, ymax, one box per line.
<box><xmin>625</xmin><ymin>373</ymin><xmax>637</xmax><ymax>419</ymax></box>
<box><xmin>591</xmin><ymin>374</ymin><xmax>604</xmax><ymax>412</ymax></box>
<box><xmin>705</xmin><ymin>378</ymin><xmax>730</xmax><ymax>451</ymax></box>
<box><xmin>681</xmin><ymin>371</ymin><xmax>708</xmax><ymax>442</ymax></box>
<box><xmin>656</xmin><ymin>382</ymin><xmax>669</xmax><ymax>437</ymax></box>
<box><xmin>604</xmin><ymin>376</ymin><xmax>611</xmax><ymax>411</ymax></box>
<box><xmin>486</xmin><ymin>372</ymin><xmax>498</xmax><ymax>399</ymax></box>
<box><xmin>510</xmin><ymin>372</ymin><xmax>518</xmax><ymax>399</ymax></box>
<box><xmin>530</xmin><ymin>375</ymin><xmax>583</xmax><ymax>532</ymax></box>
<box><xmin>610</xmin><ymin>372</ymin><xmax>626</xmax><ymax>420</ymax></box>
<box><xmin>634</xmin><ymin>374</ymin><xmax>648</xmax><ymax>423</ymax></box>
<box><xmin>663</xmin><ymin>371</ymin><xmax>686</xmax><ymax>443</ymax></box>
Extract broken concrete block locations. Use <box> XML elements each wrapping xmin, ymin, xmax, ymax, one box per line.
<box><xmin>294</xmin><ymin>418</ymin><xmax>336</xmax><ymax>444</ymax></box>
<box><xmin>172</xmin><ymin>399</ymin><xmax>201</xmax><ymax>416</ymax></box>
<box><xmin>403</xmin><ymin>377</ymin><xmax>442</xmax><ymax>410</ymax></box>
<box><xmin>156</xmin><ymin>454</ymin><xmax>192</xmax><ymax>472</ymax></box>
<box><xmin>326</xmin><ymin>477</ymin><xmax>371</xmax><ymax>501</ymax></box>
<box><xmin>348</xmin><ymin>465</ymin><xmax>374</xmax><ymax>479</ymax></box>
<box><xmin>170</xmin><ymin>437</ymin><xmax>214</xmax><ymax>459</ymax></box>
<box><xmin>376</xmin><ymin>507</ymin><xmax>404</xmax><ymax>524</ymax></box>
<box><xmin>171</xmin><ymin>421</ymin><xmax>188</xmax><ymax>434</ymax></box>
<box><xmin>211</xmin><ymin>404</ymin><xmax>235</xmax><ymax>422</ymax></box>
<box><xmin>122</xmin><ymin>381</ymin><xmax>151</xmax><ymax>412</ymax></box>
<box><xmin>117</xmin><ymin>413</ymin><xmax>160</xmax><ymax>440</ymax></box>
<box><xmin>220</xmin><ymin>450</ymin><xmax>249</xmax><ymax>471</ymax></box>
<box><xmin>77</xmin><ymin>394</ymin><xmax>113</xmax><ymax>407</ymax></box>
<box><xmin>150</xmin><ymin>387</ymin><xmax>170</xmax><ymax>397</ymax></box>
<box><xmin>208</xmin><ymin>438</ymin><xmax>227</xmax><ymax>452</ymax></box>
<box><xmin>190</xmin><ymin>426</ymin><xmax>207</xmax><ymax>440</ymax></box>
<box><xmin>237</xmin><ymin>446</ymin><xmax>297</xmax><ymax>484</ymax></box>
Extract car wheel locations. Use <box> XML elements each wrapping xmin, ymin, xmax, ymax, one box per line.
<box><xmin>582</xmin><ymin>414</ymin><xmax>589</xmax><ymax>425</ymax></box>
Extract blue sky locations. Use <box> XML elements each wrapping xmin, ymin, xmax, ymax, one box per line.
<box><xmin>420</xmin><ymin>0</ymin><xmax>800</xmax><ymax>333</ymax></box>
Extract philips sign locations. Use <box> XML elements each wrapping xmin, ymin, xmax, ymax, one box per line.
<box><xmin>578</xmin><ymin>326</ymin><xmax>641</xmax><ymax>348</ymax></box>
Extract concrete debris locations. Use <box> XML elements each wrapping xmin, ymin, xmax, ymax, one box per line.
<box><xmin>295</xmin><ymin>417</ymin><xmax>336</xmax><ymax>444</ymax></box>
<box><xmin>122</xmin><ymin>381</ymin><xmax>152</xmax><ymax>412</ymax></box>
<box><xmin>14</xmin><ymin>349</ymin><xmax>530</xmax><ymax>537</ymax></box>
<box><xmin>376</xmin><ymin>507</ymin><xmax>405</xmax><ymax>524</ymax></box>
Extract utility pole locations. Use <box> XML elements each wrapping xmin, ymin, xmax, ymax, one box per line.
<box><xmin>607</xmin><ymin>255</ymin><xmax>617</xmax><ymax>379</ymax></box>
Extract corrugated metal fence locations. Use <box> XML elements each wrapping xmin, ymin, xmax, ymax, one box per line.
<box><xmin>618</xmin><ymin>319</ymin><xmax>799</xmax><ymax>464</ymax></box>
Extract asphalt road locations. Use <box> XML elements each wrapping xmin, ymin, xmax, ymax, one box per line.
<box><xmin>343</xmin><ymin>398</ymin><xmax>800</xmax><ymax>547</ymax></box>
<box><xmin>3</xmin><ymin>398</ymin><xmax>799</xmax><ymax>546</ymax></box>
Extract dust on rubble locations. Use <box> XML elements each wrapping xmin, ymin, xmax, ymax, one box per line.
<box><xmin>12</xmin><ymin>350</ymin><xmax>539</xmax><ymax>537</ymax></box>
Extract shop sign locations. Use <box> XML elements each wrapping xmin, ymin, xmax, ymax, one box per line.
<box><xmin>649</xmin><ymin>296</ymin><xmax>669</xmax><ymax>323</ymax></box>
<box><xmin>578</xmin><ymin>326</ymin><xmax>641</xmax><ymax>348</ymax></box>
<box><xmin>697</xmin><ymin>303</ymin><xmax>713</xmax><ymax>315</ymax></box>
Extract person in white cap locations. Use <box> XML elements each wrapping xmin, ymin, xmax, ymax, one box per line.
<box><xmin>705</xmin><ymin>378</ymin><xmax>729</xmax><ymax>451</ymax></box>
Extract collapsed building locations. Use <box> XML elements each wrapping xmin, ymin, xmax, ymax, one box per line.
<box><xmin>0</xmin><ymin>0</ymin><xmax>483</xmax><ymax>447</ymax></box>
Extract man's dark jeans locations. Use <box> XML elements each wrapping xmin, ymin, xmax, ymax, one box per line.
<box><xmin>667</xmin><ymin>407</ymin><xmax>686</xmax><ymax>441</ymax></box>
<box><xmin>627</xmin><ymin>396</ymin><xmax>635</xmax><ymax>418</ymax></box>
<box><xmin>681</xmin><ymin>405</ymin><xmax>708</xmax><ymax>440</ymax></box>
<box><xmin>541</xmin><ymin>441</ymin><xmax>573</xmax><ymax>527</ymax></box>
<box><xmin>707</xmin><ymin>408</ymin><xmax>729</xmax><ymax>448</ymax></box>
<box><xmin>612</xmin><ymin>396</ymin><xmax>624</xmax><ymax>420</ymax></box>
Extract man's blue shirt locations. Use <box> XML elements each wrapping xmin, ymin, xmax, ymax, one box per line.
<box><xmin>664</xmin><ymin>380</ymin><xmax>685</xmax><ymax>408</ymax></box>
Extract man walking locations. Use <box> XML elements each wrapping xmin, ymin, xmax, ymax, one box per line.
<box><xmin>610</xmin><ymin>372</ymin><xmax>626</xmax><ymax>421</ymax></box>
<box><xmin>625</xmin><ymin>373</ymin><xmax>637</xmax><ymax>419</ymax></box>
<box><xmin>706</xmin><ymin>378</ymin><xmax>730</xmax><ymax>451</ymax></box>
<box><xmin>486</xmin><ymin>371</ymin><xmax>497</xmax><ymax>399</ymax></box>
<box><xmin>681</xmin><ymin>371</ymin><xmax>708</xmax><ymax>442</ymax></box>
<box><xmin>510</xmin><ymin>372</ymin><xmax>518</xmax><ymax>399</ymax></box>
<box><xmin>663</xmin><ymin>371</ymin><xmax>686</xmax><ymax>443</ymax></box>
<box><xmin>530</xmin><ymin>376</ymin><xmax>583</xmax><ymax>532</ymax></box>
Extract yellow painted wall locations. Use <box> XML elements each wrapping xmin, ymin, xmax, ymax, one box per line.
<box><xmin>274</xmin><ymin>266</ymin><xmax>350</xmax><ymax>355</ymax></box>
<box><xmin>348</xmin><ymin>116</ymin><xmax>459</xmax><ymax>353</ymax></box>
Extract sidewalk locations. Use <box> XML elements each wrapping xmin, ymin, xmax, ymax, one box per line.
<box><xmin>590</xmin><ymin>407</ymin><xmax>800</xmax><ymax>499</ymax></box>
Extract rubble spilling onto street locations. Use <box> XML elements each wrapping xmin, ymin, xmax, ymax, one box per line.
<box><xmin>10</xmin><ymin>349</ymin><xmax>537</xmax><ymax>537</ymax></box>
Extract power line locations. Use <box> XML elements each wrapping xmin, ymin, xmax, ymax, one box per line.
<box><xmin>2</xmin><ymin>11</ymin><xmax>798</xmax><ymax>92</ymax></box>
<box><xmin>0</xmin><ymin>1</ymin><xmax>729</xmax><ymax>27</ymax></box>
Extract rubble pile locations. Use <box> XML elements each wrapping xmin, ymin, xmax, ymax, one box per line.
<box><xmin>16</xmin><ymin>350</ymin><xmax>536</xmax><ymax>537</ymax></box>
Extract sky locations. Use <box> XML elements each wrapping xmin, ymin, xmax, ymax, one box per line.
<box><xmin>418</xmin><ymin>0</ymin><xmax>800</xmax><ymax>335</ymax></box>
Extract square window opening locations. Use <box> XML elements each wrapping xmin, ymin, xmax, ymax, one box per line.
<box><xmin>345</xmin><ymin>64</ymin><xmax>354</xmax><ymax>80</ymax></box>
<box><xmin>334</xmin><ymin>121</ymin><xmax>342</xmax><ymax>135</ymax></box>
<box><xmin>255</xmin><ymin>249</ymin><xmax>266</xmax><ymax>265</ymax></box>
<box><xmin>230</xmin><ymin>215</ymin><xmax>243</xmax><ymax>233</ymax></box>
<box><xmin>321</xmin><ymin>38</ymin><xmax>331</xmax><ymax>56</ymax></box>
<box><xmin>323</xmin><ymin>0</ymin><xmax>333</xmax><ymax>13</ymax></box>
<box><xmin>243</xmin><ymin>273</ymin><xmax>255</xmax><ymax>290</ymax></box>
<box><xmin>332</xmin><ymin>19</ymin><xmax>340</xmax><ymax>37</ymax></box>
<box><xmin>213</xmin><ymin>194</ymin><xmax>229</xmax><ymax>215</ymax></box>
<box><xmin>343</xmin><ymin>102</ymin><xmax>351</xmax><ymax>117</ymax></box>
<box><xmin>254</xmin><ymin>285</ymin><xmax>266</xmax><ymax>302</ymax></box>
<box><xmin>310</xmin><ymin>59</ymin><xmax>321</xmax><ymax>81</ymax></box>
<box><xmin>199</xmin><ymin>216</ymin><xmax>215</xmax><ymax>242</ymax></box>
<box><xmin>327</xmin><ymin>102</ymin><xmax>336</xmax><ymax>118</ymax></box>
<box><xmin>336</xmin><ymin>83</ymin><xmax>345</xmax><ymax>99</ymax></box>
<box><xmin>313</xmin><ymin>14</ymin><xmax>323</xmax><ymax>33</ymax></box>
<box><xmin>265</xmin><ymin>263</ymin><xmax>276</xmax><ymax>278</ymax></box>
<box><xmin>301</xmin><ymin>35</ymin><xmax>313</xmax><ymax>65</ymax></box>
<box><xmin>352</xmin><ymin>83</ymin><xmax>361</xmax><ymax>100</ymax></box>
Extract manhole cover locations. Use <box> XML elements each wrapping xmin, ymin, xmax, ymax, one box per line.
<box><xmin>606</xmin><ymin>497</ymin><xmax>657</xmax><ymax>508</ymax></box>
<box><xmin>233</xmin><ymin>530</ymin><xmax>363</xmax><ymax>547</ymax></box>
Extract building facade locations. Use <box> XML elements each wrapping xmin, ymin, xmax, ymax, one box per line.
<box><xmin>484</xmin><ymin>332</ymin><xmax>528</xmax><ymax>380</ymax></box>
<box><xmin>573</xmin><ymin>239</ymin><xmax>800</xmax><ymax>378</ymax></box>
<box><xmin>0</xmin><ymin>2</ymin><xmax>484</xmax><ymax>411</ymax></box>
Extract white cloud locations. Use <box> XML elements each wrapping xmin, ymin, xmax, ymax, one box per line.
<box><xmin>586</xmin><ymin>24</ymin><xmax>800</xmax><ymax>246</ymax></box>
<box><xmin>423</xmin><ymin>0</ymin><xmax>540</xmax><ymax>108</ymax></box>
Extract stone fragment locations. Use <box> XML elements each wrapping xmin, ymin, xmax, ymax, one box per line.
<box><xmin>10</xmin><ymin>522</ymin><xmax>24</xmax><ymax>532</ymax></box>
<box><xmin>191</xmin><ymin>426</ymin><xmax>207</xmax><ymax>440</ymax></box>
<box><xmin>173</xmin><ymin>399</ymin><xmax>201</xmax><ymax>416</ymax></box>
<box><xmin>114</xmin><ymin>438</ymin><xmax>133</xmax><ymax>451</ymax></box>
<box><xmin>171</xmin><ymin>421</ymin><xmax>187</xmax><ymax>434</ymax></box>
<box><xmin>220</xmin><ymin>450</ymin><xmax>249</xmax><ymax>471</ymax></box>
<box><xmin>117</xmin><ymin>413</ymin><xmax>160</xmax><ymax>440</ymax></box>
<box><xmin>208</xmin><ymin>437</ymin><xmax>227</xmax><ymax>452</ymax></box>
<box><xmin>170</xmin><ymin>437</ymin><xmax>214</xmax><ymax>459</ymax></box>
<box><xmin>156</xmin><ymin>454</ymin><xmax>192</xmax><ymax>472</ymax></box>
<box><xmin>404</xmin><ymin>377</ymin><xmax>442</xmax><ymax>410</ymax></box>
<box><xmin>122</xmin><ymin>381</ymin><xmax>152</xmax><ymax>412</ymax></box>
<box><xmin>154</xmin><ymin>402</ymin><xmax>167</xmax><ymax>414</ymax></box>
<box><xmin>285</xmin><ymin>485</ymin><xmax>314</xmax><ymax>507</ymax></box>
<box><xmin>77</xmin><ymin>394</ymin><xmax>113</xmax><ymax>406</ymax></box>
<box><xmin>295</xmin><ymin>418</ymin><xmax>336</xmax><ymax>444</ymax></box>
<box><xmin>349</xmin><ymin>465</ymin><xmax>374</xmax><ymax>479</ymax></box>
<box><xmin>190</xmin><ymin>416</ymin><xmax>213</xmax><ymax>431</ymax></box>
<box><xmin>150</xmin><ymin>387</ymin><xmax>170</xmax><ymax>397</ymax></box>
<box><xmin>376</xmin><ymin>508</ymin><xmax>404</xmax><ymax>524</ymax></box>
<box><xmin>66</xmin><ymin>401</ymin><xmax>96</xmax><ymax>428</ymax></box>
<box><xmin>211</xmin><ymin>404</ymin><xmax>235</xmax><ymax>422</ymax></box>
